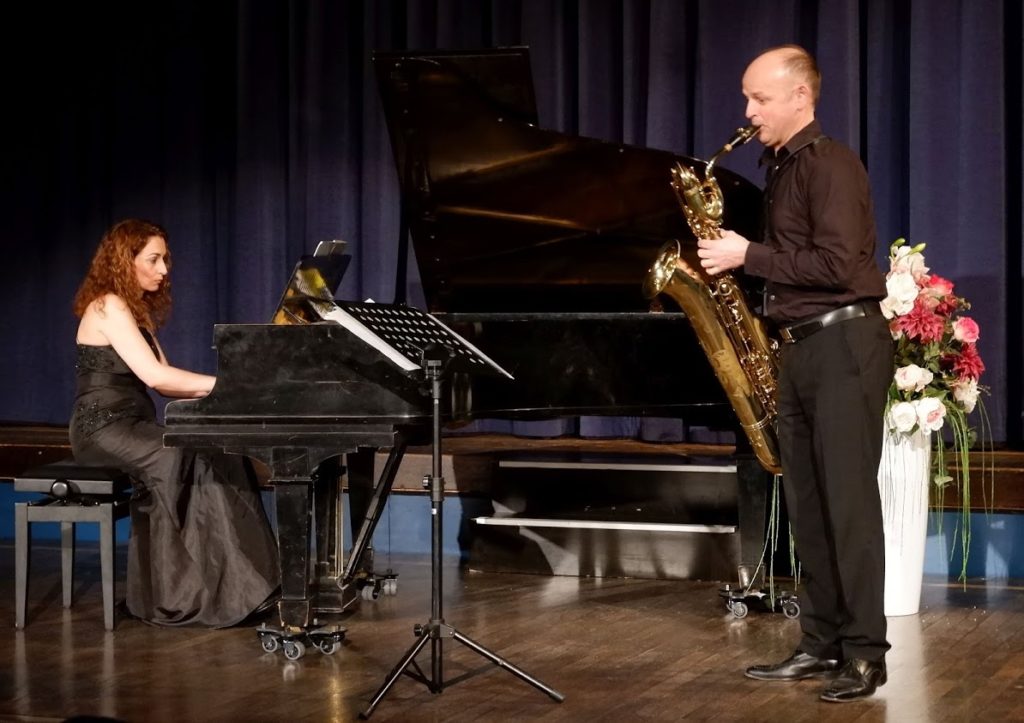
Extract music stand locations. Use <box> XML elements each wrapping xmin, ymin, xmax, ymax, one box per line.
<box><xmin>332</xmin><ymin>302</ymin><xmax>564</xmax><ymax>719</ymax></box>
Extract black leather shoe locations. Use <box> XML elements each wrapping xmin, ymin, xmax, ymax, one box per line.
<box><xmin>819</xmin><ymin>658</ymin><xmax>887</xmax><ymax>702</ymax></box>
<box><xmin>745</xmin><ymin>651</ymin><xmax>842</xmax><ymax>681</ymax></box>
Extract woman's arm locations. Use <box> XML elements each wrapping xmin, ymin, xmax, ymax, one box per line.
<box><xmin>83</xmin><ymin>295</ymin><xmax>215</xmax><ymax>398</ymax></box>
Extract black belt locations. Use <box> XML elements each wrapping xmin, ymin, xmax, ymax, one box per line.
<box><xmin>778</xmin><ymin>301</ymin><xmax>882</xmax><ymax>344</ymax></box>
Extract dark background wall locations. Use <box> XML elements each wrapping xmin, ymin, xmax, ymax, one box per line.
<box><xmin>1</xmin><ymin>0</ymin><xmax>1020</xmax><ymax>444</ymax></box>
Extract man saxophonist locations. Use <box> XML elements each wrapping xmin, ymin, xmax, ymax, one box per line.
<box><xmin>696</xmin><ymin>45</ymin><xmax>893</xmax><ymax>702</ymax></box>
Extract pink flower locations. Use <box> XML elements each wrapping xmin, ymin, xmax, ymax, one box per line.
<box><xmin>894</xmin><ymin>299</ymin><xmax>946</xmax><ymax>342</ymax></box>
<box><xmin>924</xmin><ymin>274</ymin><xmax>954</xmax><ymax>298</ymax></box>
<box><xmin>949</xmin><ymin>344</ymin><xmax>985</xmax><ymax>380</ymax></box>
<box><xmin>934</xmin><ymin>296</ymin><xmax>959</xmax><ymax>316</ymax></box>
<box><xmin>952</xmin><ymin>317</ymin><xmax>980</xmax><ymax>343</ymax></box>
<box><xmin>918</xmin><ymin>294</ymin><xmax>939</xmax><ymax>311</ymax></box>
<box><xmin>883</xmin><ymin>239</ymin><xmax>986</xmax><ymax>443</ymax></box>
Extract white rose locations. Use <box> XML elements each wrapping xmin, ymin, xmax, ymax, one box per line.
<box><xmin>884</xmin><ymin>271</ymin><xmax>919</xmax><ymax>316</ymax></box>
<box><xmin>915</xmin><ymin>397</ymin><xmax>947</xmax><ymax>433</ymax></box>
<box><xmin>894</xmin><ymin>364</ymin><xmax>934</xmax><ymax>393</ymax></box>
<box><xmin>887</xmin><ymin>401</ymin><xmax>918</xmax><ymax>433</ymax></box>
<box><xmin>952</xmin><ymin>378</ymin><xmax>979</xmax><ymax>413</ymax></box>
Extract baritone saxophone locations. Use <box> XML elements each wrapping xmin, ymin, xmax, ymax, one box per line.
<box><xmin>642</xmin><ymin>124</ymin><xmax>782</xmax><ymax>473</ymax></box>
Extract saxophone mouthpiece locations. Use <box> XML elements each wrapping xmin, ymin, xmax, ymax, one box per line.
<box><xmin>722</xmin><ymin>125</ymin><xmax>760</xmax><ymax>152</ymax></box>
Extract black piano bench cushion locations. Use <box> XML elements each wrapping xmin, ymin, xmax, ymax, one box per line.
<box><xmin>14</xmin><ymin>459</ymin><xmax>131</xmax><ymax>497</ymax></box>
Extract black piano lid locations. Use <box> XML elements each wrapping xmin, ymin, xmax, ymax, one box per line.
<box><xmin>373</xmin><ymin>47</ymin><xmax>762</xmax><ymax>314</ymax></box>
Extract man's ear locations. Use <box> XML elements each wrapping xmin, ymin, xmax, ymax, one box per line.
<box><xmin>793</xmin><ymin>83</ymin><xmax>811</xmax><ymax>109</ymax></box>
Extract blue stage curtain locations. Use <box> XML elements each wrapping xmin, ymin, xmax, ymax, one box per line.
<box><xmin>1</xmin><ymin>0</ymin><xmax>1020</xmax><ymax>444</ymax></box>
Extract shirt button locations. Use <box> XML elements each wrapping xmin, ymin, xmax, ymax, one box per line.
<box><xmin>769</xmin><ymin>294</ymin><xmax>776</xmax><ymax>301</ymax></box>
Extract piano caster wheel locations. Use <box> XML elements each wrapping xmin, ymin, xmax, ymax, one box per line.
<box><xmin>259</xmin><ymin>632</ymin><xmax>280</xmax><ymax>653</ymax></box>
<box><xmin>719</xmin><ymin>584</ymin><xmax>800</xmax><ymax>619</ymax></box>
<box><xmin>309</xmin><ymin>627</ymin><xmax>346</xmax><ymax>656</ymax></box>
<box><xmin>316</xmin><ymin>639</ymin><xmax>339</xmax><ymax>655</ymax></box>
<box><xmin>256</xmin><ymin>623</ymin><xmax>344</xmax><ymax>659</ymax></box>
<box><xmin>382</xmin><ymin>578</ymin><xmax>398</xmax><ymax>596</ymax></box>
<box><xmin>729</xmin><ymin>600</ymin><xmax>749</xmax><ymax>619</ymax></box>
<box><xmin>361</xmin><ymin>584</ymin><xmax>379</xmax><ymax>601</ymax></box>
<box><xmin>257</xmin><ymin>624</ymin><xmax>284</xmax><ymax>653</ymax></box>
<box><xmin>283</xmin><ymin>639</ymin><xmax>306</xmax><ymax>661</ymax></box>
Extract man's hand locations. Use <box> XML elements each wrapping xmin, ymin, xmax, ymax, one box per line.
<box><xmin>697</xmin><ymin>229</ymin><xmax>750</xmax><ymax>275</ymax></box>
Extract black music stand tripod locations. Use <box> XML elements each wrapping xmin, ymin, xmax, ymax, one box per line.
<box><xmin>361</xmin><ymin>343</ymin><xmax>564</xmax><ymax>718</ymax></box>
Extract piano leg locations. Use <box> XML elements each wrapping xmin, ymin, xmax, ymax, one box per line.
<box><xmin>257</xmin><ymin>476</ymin><xmax>348</xmax><ymax>659</ymax></box>
<box><xmin>274</xmin><ymin>480</ymin><xmax>314</xmax><ymax>628</ymax></box>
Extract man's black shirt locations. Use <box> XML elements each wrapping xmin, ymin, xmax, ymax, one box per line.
<box><xmin>743</xmin><ymin>119</ymin><xmax>887</xmax><ymax>324</ymax></box>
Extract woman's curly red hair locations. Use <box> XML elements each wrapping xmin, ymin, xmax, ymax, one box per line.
<box><xmin>73</xmin><ymin>219</ymin><xmax>172</xmax><ymax>329</ymax></box>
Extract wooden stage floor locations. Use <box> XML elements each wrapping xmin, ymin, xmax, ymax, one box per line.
<box><xmin>2</xmin><ymin>543</ymin><xmax>1023</xmax><ymax>722</ymax></box>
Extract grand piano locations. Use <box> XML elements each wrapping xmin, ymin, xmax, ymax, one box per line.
<box><xmin>164</xmin><ymin>47</ymin><xmax>768</xmax><ymax>637</ymax></box>
<box><xmin>375</xmin><ymin>47</ymin><xmax>760</xmax><ymax>424</ymax></box>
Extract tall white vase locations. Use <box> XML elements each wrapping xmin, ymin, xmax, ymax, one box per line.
<box><xmin>877</xmin><ymin>427</ymin><xmax>932</xmax><ymax>616</ymax></box>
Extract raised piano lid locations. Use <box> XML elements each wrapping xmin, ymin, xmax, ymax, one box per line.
<box><xmin>373</xmin><ymin>47</ymin><xmax>761</xmax><ymax>313</ymax></box>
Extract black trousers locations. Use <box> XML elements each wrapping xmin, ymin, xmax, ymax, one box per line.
<box><xmin>777</xmin><ymin>313</ymin><xmax>893</xmax><ymax>662</ymax></box>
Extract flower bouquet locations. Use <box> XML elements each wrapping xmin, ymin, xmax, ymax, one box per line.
<box><xmin>879</xmin><ymin>238</ymin><xmax>990</xmax><ymax>581</ymax></box>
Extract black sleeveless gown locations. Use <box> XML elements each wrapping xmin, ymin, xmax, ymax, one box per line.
<box><xmin>68</xmin><ymin>332</ymin><xmax>280</xmax><ymax>627</ymax></box>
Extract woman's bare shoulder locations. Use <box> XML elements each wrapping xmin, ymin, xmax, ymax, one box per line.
<box><xmin>78</xmin><ymin>294</ymin><xmax>137</xmax><ymax>344</ymax></box>
<box><xmin>82</xmin><ymin>294</ymin><xmax>132</xmax><ymax>319</ymax></box>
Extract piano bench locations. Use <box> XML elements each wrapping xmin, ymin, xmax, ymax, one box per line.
<box><xmin>13</xmin><ymin>459</ymin><xmax>132</xmax><ymax>631</ymax></box>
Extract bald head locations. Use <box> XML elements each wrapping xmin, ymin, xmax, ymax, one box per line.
<box><xmin>762</xmin><ymin>45</ymin><xmax>821</xmax><ymax>103</ymax></box>
<box><xmin>742</xmin><ymin>45</ymin><xmax>819</xmax><ymax>150</ymax></box>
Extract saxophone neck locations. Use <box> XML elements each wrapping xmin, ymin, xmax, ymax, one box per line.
<box><xmin>705</xmin><ymin>124</ymin><xmax>759</xmax><ymax>178</ymax></box>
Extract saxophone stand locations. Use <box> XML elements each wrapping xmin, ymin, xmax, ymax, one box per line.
<box><xmin>361</xmin><ymin>344</ymin><xmax>564</xmax><ymax>718</ymax></box>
